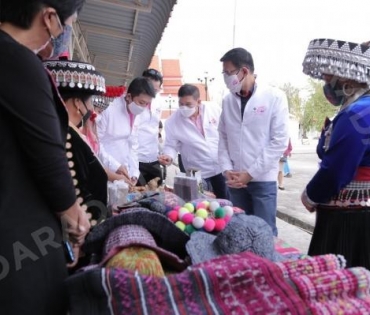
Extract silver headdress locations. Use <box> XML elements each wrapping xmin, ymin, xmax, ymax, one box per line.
<box><xmin>43</xmin><ymin>60</ymin><xmax>106</xmax><ymax>94</ymax></box>
<box><xmin>302</xmin><ymin>39</ymin><xmax>370</xmax><ymax>85</ymax></box>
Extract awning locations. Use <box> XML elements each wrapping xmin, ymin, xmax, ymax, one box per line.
<box><xmin>72</xmin><ymin>0</ymin><xmax>177</xmax><ymax>86</ymax></box>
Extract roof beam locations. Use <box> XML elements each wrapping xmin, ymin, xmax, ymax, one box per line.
<box><xmin>80</xmin><ymin>22</ymin><xmax>141</xmax><ymax>40</ymax></box>
<box><xmin>97</xmin><ymin>68</ymin><xmax>134</xmax><ymax>78</ymax></box>
<box><xmin>92</xmin><ymin>53</ymin><xmax>133</xmax><ymax>64</ymax></box>
<box><xmin>91</xmin><ymin>0</ymin><xmax>153</xmax><ymax>13</ymax></box>
<box><xmin>71</xmin><ymin>22</ymin><xmax>91</xmax><ymax>62</ymax></box>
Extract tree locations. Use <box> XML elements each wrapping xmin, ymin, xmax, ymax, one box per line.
<box><xmin>281</xmin><ymin>82</ymin><xmax>303</xmax><ymax>122</ymax></box>
<box><xmin>302</xmin><ymin>79</ymin><xmax>338</xmax><ymax>134</ymax></box>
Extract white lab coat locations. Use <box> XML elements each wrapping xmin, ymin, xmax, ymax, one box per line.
<box><xmin>133</xmin><ymin>95</ymin><xmax>163</xmax><ymax>162</ymax></box>
<box><xmin>163</xmin><ymin>103</ymin><xmax>222</xmax><ymax>179</ymax></box>
<box><xmin>96</xmin><ymin>96</ymin><xmax>140</xmax><ymax>178</ymax></box>
<box><xmin>218</xmin><ymin>84</ymin><xmax>289</xmax><ymax>182</ymax></box>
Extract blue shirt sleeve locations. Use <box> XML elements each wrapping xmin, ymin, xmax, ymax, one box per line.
<box><xmin>306</xmin><ymin>102</ymin><xmax>370</xmax><ymax>203</ymax></box>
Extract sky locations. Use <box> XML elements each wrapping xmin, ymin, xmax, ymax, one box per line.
<box><xmin>156</xmin><ymin>0</ymin><xmax>370</xmax><ymax>100</ymax></box>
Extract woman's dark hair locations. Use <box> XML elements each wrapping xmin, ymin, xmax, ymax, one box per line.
<box><xmin>178</xmin><ymin>84</ymin><xmax>200</xmax><ymax>99</ymax></box>
<box><xmin>0</xmin><ymin>0</ymin><xmax>85</xmax><ymax>29</ymax></box>
<box><xmin>220</xmin><ymin>47</ymin><xmax>255</xmax><ymax>73</ymax></box>
<box><xmin>59</xmin><ymin>90</ymin><xmax>91</xmax><ymax>104</ymax></box>
<box><xmin>127</xmin><ymin>77</ymin><xmax>156</xmax><ymax>98</ymax></box>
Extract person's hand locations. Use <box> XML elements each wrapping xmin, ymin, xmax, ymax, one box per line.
<box><xmin>116</xmin><ymin>165</ymin><xmax>130</xmax><ymax>179</ymax></box>
<box><xmin>57</xmin><ymin>199</ymin><xmax>91</xmax><ymax>246</ymax></box>
<box><xmin>158</xmin><ymin>154</ymin><xmax>173</xmax><ymax>166</ymax></box>
<box><xmin>301</xmin><ymin>189</ymin><xmax>317</xmax><ymax>212</ymax></box>
<box><xmin>226</xmin><ymin>171</ymin><xmax>252</xmax><ymax>188</ymax></box>
<box><xmin>130</xmin><ymin>176</ymin><xmax>138</xmax><ymax>186</ymax></box>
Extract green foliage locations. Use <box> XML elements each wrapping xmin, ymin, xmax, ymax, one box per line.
<box><xmin>281</xmin><ymin>82</ymin><xmax>303</xmax><ymax>122</ymax></box>
<box><xmin>302</xmin><ymin>79</ymin><xmax>337</xmax><ymax>132</ymax></box>
<box><xmin>280</xmin><ymin>79</ymin><xmax>338</xmax><ymax>136</ymax></box>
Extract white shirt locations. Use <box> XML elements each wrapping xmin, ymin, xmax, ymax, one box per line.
<box><xmin>163</xmin><ymin>103</ymin><xmax>222</xmax><ymax>179</ymax></box>
<box><xmin>96</xmin><ymin>96</ymin><xmax>140</xmax><ymax>178</ymax></box>
<box><xmin>133</xmin><ymin>95</ymin><xmax>162</xmax><ymax>162</ymax></box>
<box><xmin>218</xmin><ymin>84</ymin><xmax>289</xmax><ymax>181</ymax></box>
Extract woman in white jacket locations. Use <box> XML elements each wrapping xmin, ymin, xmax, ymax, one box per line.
<box><xmin>158</xmin><ymin>84</ymin><xmax>229</xmax><ymax>199</ymax></box>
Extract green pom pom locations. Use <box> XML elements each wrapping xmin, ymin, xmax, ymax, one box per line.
<box><xmin>214</xmin><ymin>207</ymin><xmax>226</xmax><ymax>218</ymax></box>
<box><xmin>185</xmin><ymin>224</ymin><xmax>196</xmax><ymax>234</ymax></box>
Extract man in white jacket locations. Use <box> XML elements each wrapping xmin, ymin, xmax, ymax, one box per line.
<box><xmin>134</xmin><ymin>69</ymin><xmax>164</xmax><ymax>186</ymax></box>
<box><xmin>219</xmin><ymin>48</ymin><xmax>289</xmax><ymax>236</ymax></box>
<box><xmin>97</xmin><ymin>77</ymin><xmax>156</xmax><ymax>186</ymax></box>
<box><xmin>158</xmin><ymin>84</ymin><xmax>229</xmax><ymax>199</ymax></box>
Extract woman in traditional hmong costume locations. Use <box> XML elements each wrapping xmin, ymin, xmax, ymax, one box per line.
<box><xmin>301</xmin><ymin>39</ymin><xmax>370</xmax><ymax>268</ymax></box>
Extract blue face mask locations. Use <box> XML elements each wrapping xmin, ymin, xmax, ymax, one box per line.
<box><xmin>323</xmin><ymin>82</ymin><xmax>345</xmax><ymax>106</ymax></box>
<box><xmin>51</xmin><ymin>24</ymin><xmax>73</xmax><ymax>58</ymax></box>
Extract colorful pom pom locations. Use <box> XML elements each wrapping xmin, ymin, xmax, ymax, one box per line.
<box><xmin>195</xmin><ymin>208</ymin><xmax>208</xmax><ymax>219</ymax></box>
<box><xmin>214</xmin><ymin>218</ymin><xmax>226</xmax><ymax>232</ymax></box>
<box><xmin>192</xmin><ymin>216</ymin><xmax>205</xmax><ymax>229</ymax></box>
<box><xmin>204</xmin><ymin>218</ymin><xmax>216</xmax><ymax>232</ymax></box>
<box><xmin>181</xmin><ymin>213</ymin><xmax>194</xmax><ymax>225</ymax></box>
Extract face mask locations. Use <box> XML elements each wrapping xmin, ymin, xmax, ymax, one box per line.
<box><xmin>179</xmin><ymin>106</ymin><xmax>197</xmax><ymax>118</ymax></box>
<box><xmin>33</xmin><ymin>38</ymin><xmax>52</xmax><ymax>56</ymax></box>
<box><xmin>323</xmin><ymin>82</ymin><xmax>345</xmax><ymax>106</ymax></box>
<box><xmin>50</xmin><ymin>24</ymin><xmax>73</xmax><ymax>58</ymax></box>
<box><xmin>128</xmin><ymin>102</ymin><xmax>146</xmax><ymax>115</ymax></box>
<box><xmin>77</xmin><ymin>110</ymin><xmax>93</xmax><ymax>128</ymax></box>
<box><xmin>224</xmin><ymin>73</ymin><xmax>243</xmax><ymax>93</ymax></box>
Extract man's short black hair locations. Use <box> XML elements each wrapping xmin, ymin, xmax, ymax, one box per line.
<box><xmin>220</xmin><ymin>47</ymin><xmax>255</xmax><ymax>73</ymax></box>
<box><xmin>0</xmin><ymin>0</ymin><xmax>85</xmax><ymax>29</ymax></box>
<box><xmin>178</xmin><ymin>84</ymin><xmax>200</xmax><ymax>99</ymax></box>
<box><xmin>127</xmin><ymin>77</ymin><xmax>156</xmax><ymax>98</ymax></box>
<box><xmin>142</xmin><ymin>68</ymin><xmax>163</xmax><ymax>86</ymax></box>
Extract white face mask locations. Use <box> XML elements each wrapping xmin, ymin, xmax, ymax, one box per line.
<box><xmin>179</xmin><ymin>105</ymin><xmax>197</xmax><ymax>118</ymax></box>
<box><xmin>223</xmin><ymin>73</ymin><xmax>243</xmax><ymax>93</ymax></box>
<box><xmin>128</xmin><ymin>101</ymin><xmax>146</xmax><ymax>115</ymax></box>
<box><xmin>33</xmin><ymin>37</ymin><xmax>53</xmax><ymax>57</ymax></box>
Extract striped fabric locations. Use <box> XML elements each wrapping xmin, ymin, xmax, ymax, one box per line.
<box><xmin>102</xmin><ymin>252</ymin><xmax>306</xmax><ymax>315</ymax></box>
<box><xmin>66</xmin><ymin>252</ymin><xmax>370</xmax><ymax>315</ymax></box>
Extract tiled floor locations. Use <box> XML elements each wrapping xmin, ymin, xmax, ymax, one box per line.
<box><xmin>277</xmin><ymin>218</ymin><xmax>311</xmax><ymax>254</ymax></box>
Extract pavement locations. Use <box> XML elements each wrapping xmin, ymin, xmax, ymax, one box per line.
<box><xmin>165</xmin><ymin>139</ymin><xmax>320</xmax><ymax>254</ymax></box>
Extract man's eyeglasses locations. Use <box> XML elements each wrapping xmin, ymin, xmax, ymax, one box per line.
<box><xmin>222</xmin><ymin>68</ymin><xmax>241</xmax><ymax>76</ymax></box>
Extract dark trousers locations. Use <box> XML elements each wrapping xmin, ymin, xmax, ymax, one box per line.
<box><xmin>138</xmin><ymin>161</ymin><xmax>164</xmax><ymax>186</ymax></box>
<box><xmin>204</xmin><ymin>173</ymin><xmax>230</xmax><ymax>200</ymax></box>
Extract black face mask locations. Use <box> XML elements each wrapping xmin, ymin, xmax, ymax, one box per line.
<box><xmin>76</xmin><ymin>100</ymin><xmax>93</xmax><ymax>128</ymax></box>
<box><xmin>76</xmin><ymin>110</ymin><xmax>92</xmax><ymax>128</ymax></box>
<box><xmin>323</xmin><ymin>82</ymin><xmax>345</xmax><ymax>106</ymax></box>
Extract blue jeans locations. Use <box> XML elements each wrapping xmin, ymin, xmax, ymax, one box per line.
<box><xmin>204</xmin><ymin>173</ymin><xmax>230</xmax><ymax>199</ymax></box>
<box><xmin>229</xmin><ymin>181</ymin><xmax>278</xmax><ymax>236</ymax></box>
<box><xmin>283</xmin><ymin>160</ymin><xmax>291</xmax><ymax>176</ymax></box>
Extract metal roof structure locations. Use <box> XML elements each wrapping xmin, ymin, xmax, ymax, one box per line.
<box><xmin>72</xmin><ymin>0</ymin><xmax>177</xmax><ymax>86</ymax></box>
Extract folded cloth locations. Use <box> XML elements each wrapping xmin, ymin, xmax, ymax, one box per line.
<box><xmin>276</xmin><ymin>254</ymin><xmax>346</xmax><ymax>280</ymax></box>
<box><xmin>66</xmin><ymin>251</ymin><xmax>307</xmax><ymax>315</ymax></box>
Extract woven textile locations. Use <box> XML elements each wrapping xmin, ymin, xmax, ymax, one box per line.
<box><xmin>101</xmin><ymin>224</ymin><xmax>188</xmax><ymax>271</ymax></box>
<box><xmin>66</xmin><ymin>251</ymin><xmax>307</xmax><ymax>315</ymax></box>
<box><xmin>291</xmin><ymin>267</ymin><xmax>370</xmax><ymax>313</ymax></box>
<box><xmin>66</xmin><ymin>251</ymin><xmax>370</xmax><ymax>315</ymax></box>
<box><xmin>276</xmin><ymin>254</ymin><xmax>346</xmax><ymax>280</ymax></box>
<box><xmin>83</xmin><ymin>207</ymin><xmax>189</xmax><ymax>260</ymax></box>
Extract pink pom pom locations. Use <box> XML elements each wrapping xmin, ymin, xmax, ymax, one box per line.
<box><xmin>196</xmin><ymin>201</ymin><xmax>207</xmax><ymax>210</ymax></box>
<box><xmin>214</xmin><ymin>218</ymin><xmax>226</xmax><ymax>232</ymax></box>
<box><xmin>181</xmin><ymin>213</ymin><xmax>194</xmax><ymax>225</ymax></box>
<box><xmin>204</xmin><ymin>218</ymin><xmax>216</xmax><ymax>232</ymax></box>
<box><xmin>167</xmin><ymin>210</ymin><xmax>179</xmax><ymax>223</ymax></box>
<box><xmin>224</xmin><ymin>215</ymin><xmax>231</xmax><ymax>223</ymax></box>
